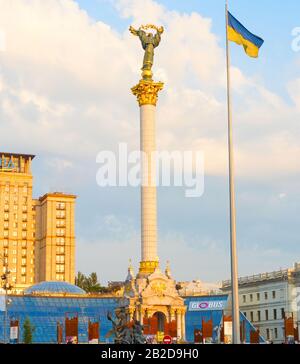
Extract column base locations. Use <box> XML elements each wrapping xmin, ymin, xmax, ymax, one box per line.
<box><xmin>139</xmin><ymin>260</ymin><xmax>159</xmax><ymax>275</ymax></box>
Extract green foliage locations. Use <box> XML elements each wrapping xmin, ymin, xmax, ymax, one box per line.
<box><xmin>75</xmin><ymin>271</ymin><xmax>101</xmax><ymax>293</ymax></box>
<box><xmin>23</xmin><ymin>317</ymin><xmax>35</xmax><ymax>344</ymax></box>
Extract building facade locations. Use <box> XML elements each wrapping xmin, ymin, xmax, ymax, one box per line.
<box><xmin>34</xmin><ymin>193</ymin><xmax>76</xmax><ymax>284</ymax></box>
<box><xmin>0</xmin><ymin>152</ymin><xmax>76</xmax><ymax>292</ymax></box>
<box><xmin>0</xmin><ymin>281</ymin><xmax>263</xmax><ymax>344</ymax></box>
<box><xmin>222</xmin><ymin>263</ymin><xmax>300</xmax><ymax>343</ymax></box>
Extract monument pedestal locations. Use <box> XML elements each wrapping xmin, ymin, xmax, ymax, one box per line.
<box><xmin>123</xmin><ymin>263</ymin><xmax>187</xmax><ymax>342</ymax></box>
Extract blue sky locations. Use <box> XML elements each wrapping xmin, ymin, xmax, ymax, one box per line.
<box><xmin>0</xmin><ymin>0</ymin><xmax>299</xmax><ymax>284</ymax></box>
<box><xmin>76</xmin><ymin>0</ymin><xmax>300</xmax><ymax>99</ymax></box>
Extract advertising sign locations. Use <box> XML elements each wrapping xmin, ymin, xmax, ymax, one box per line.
<box><xmin>189</xmin><ymin>300</ymin><xmax>226</xmax><ymax>311</ymax></box>
<box><xmin>224</xmin><ymin>321</ymin><xmax>232</xmax><ymax>344</ymax></box>
<box><xmin>0</xmin><ymin>295</ymin><xmax>5</xmax><ymax>312</ymax></box>
<box><xmin>224</xmin><ymin>321</ymin><xmax>232</xmax><ymax>336</ymax></box>
<box><xmin>10</xmin><ymin>326</ymin><xmax>18</xmax><ymax>340</ymax></box>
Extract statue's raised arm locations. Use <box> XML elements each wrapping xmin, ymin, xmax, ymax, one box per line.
<box><xmin>129</xmin><ymin>25</ymin><xmax>139</xmax><ymax>37</ymax></box>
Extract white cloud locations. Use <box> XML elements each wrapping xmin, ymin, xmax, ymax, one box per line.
<box><xmin>0</xmin><ymin>0</ymin><xmax>299</xmax><ymax>282</ymax></box>
<box><xmin>0</xmin><ymin>0</ymin><xmax>299</xmax><ymax>179</ymax></box>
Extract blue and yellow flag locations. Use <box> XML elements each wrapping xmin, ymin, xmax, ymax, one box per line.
<box><xmin>227</xmin><ymin>11</ymin><xmax>264</xmax><ymax>58</ymax></box>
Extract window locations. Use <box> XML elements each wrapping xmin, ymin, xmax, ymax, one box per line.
<box><xmin>273</xmin><ymin>309</ymin><xmax>277</xmax><ymax>320</ymax></box>
<box><xmin>264</xmin><ymin>292</ymin><xmax>268</xmax><ymax>300</ymax></box>
<box><xmin>274</xmin><ymin>328</ymin><xmax>278</xmax><ymax>339</ymax></box>
<box><xmin>281</xmin><ymin>308</ymin><xmax>285</xmax><ymax>319</ymax></box>
<box><xmin>243</xmin><ymin>312</ymin><xmax>247</xmax><ymax>318</ymax></box>
<box><xmin>272</xmin><ymin>291</ymin><xmax>276</xmax><ymax>299</ymax></box>
<box><xmin>257</xmin><ymin>311</ymin><xmax>261</xmax><ymax>321</ymax></box>
<box><xmin>56</xmin><ymin>211</ymin><xmax>65</xmax><ymax>219</ymax></box>
<box><xmin>56</xmin><ymin>246</ymin><xmax>65</xmax><ymax>254</ymax></box>
<box><xmin>56</xmin><ymin>274</ymin><xmax>65</xmax><ymax>281</ymax></box>
<box><xmin>21</xmin><ymin>267</ymin><xmax>26</xmax><ymax>274</ymax></box>
<box><xmin>257</xmin><ymin>293</ymin><xmax>260</xmax><ymax>301</ymax></box>
<box><xmin>242</xmin><ymin>295</ymin><xmax>246</xmax><ymax>303</ymax></box>
<box><xmin>56</xmin><ymin>265</ymin><xmax>65</xmax><ymax>273</ymax></box>
<box><xmin>56</xmin><ymin>256</ymin><xmax>65</xmax><ymax>264</ymax></box>
<box><xmin>250</xmin><ymin>312</ymin><xmax>254</xmax><ymax>322</ymax></box>
<box><xmin>250</xmin><ymin>294</ymin><xmax>253</xmax><ymax>302</ymax></box>
<box><xmin>56</xmin><ymin>229</ymin><xmax>65</xmax><ymax>237</ymax></box>
<box><xmin>56</xmin><ymin>237</ymin><xmax>65</xmax><ymax>244</ymax></box>
<box><xmin>56</xmin><ymin>202</ymin><xmax>65</xmax><ymax>210</ymax></box>
<box><xmin>265</xmin><ymin>310</ymin><xmax>269</xmax><ymax>321</ymax></box>
<box><xmin>12</xmin><ymin>258</ymin><xmax>17</xmax><ymax>264</ymax></box>
<box><xmin>266</xmin><ymin>328</ymin><xmax>270</xmax><ymax>340</ymax></box>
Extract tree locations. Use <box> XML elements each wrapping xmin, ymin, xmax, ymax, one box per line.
<box><xmin>75</xmin><ymin>272</ymin><xmax>101</xmax><ymax>293</ymax></box>
<box><xmin>75</xmin><ymin>271</ymin><xmax>86</xmax><ymax>289</ymax></box>
<box><xmin>85</xmin><ymin>272</ymin><xmax>101</xmax><ymax>293</ymax></box>
<box><xmin>23</xmin><ymin>317</ymin><xmax>35</xmax><ymax>344</ymax></box>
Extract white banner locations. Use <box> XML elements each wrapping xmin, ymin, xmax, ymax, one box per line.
<box><xmin>10</xmin><ymin>326</ymin><xmax>18</xmax><ymax>340</ymax></box>
<box><xmin>224</xmin><ymin>321</ymin><xmax>233</xmax><ymax>337</ymax></box>
<box><xmin>189</xmin><ymin>300</ymin><xmax>227</xmax><ymax>311</ymax></box>
<box><xmin>0</xmin><ymin>295</ymin><xmax>5</xmax><ymax>312</ymax></box>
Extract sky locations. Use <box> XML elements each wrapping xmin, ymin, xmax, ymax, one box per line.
<box><xmin>0</xmin><ymin>0</ymin><xmax>299</xmax><ymax>285</ymax></box>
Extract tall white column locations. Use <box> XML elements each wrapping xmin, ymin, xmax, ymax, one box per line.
<box><xmin>181</xmin><ymin>312</ymin><xmax>186</xmax><ymax>342</ymax></box>
<box><xmin>176</xmin><ymin>310</ymin><xmax>182</xmax><ymax>340</ymax></box>
<box><xmin>140</xmin><ymin>104</ymin><xmax>157</xmax><ymax>263</ymax></box>
<box><xmin>132</xmin><ymin>79</ymin><xmax>164</xmax><ymax>275</ymax></box>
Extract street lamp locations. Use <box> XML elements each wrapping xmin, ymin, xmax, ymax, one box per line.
<box><xmin>0</xmin><ymin>254</ymin><xmax>13</xmax><ymax>344</ymax></box>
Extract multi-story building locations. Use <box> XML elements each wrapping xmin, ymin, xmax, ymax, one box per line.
<box><xmin>34</xmin><ymin>193</ymin><xmax>76</xmax><ymax>283</ymax></box>
<box><xmin>0</xmin><ymin>152</ymin><xmax>76</xmax><ymax>292</ymax></box>
<box><xmin>222</xmin><ymin>263</ymin><xmax>300</xmax><ymax>343</ymax></box>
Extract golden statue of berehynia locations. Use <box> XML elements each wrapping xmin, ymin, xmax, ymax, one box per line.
<box><xmin>129</xmin><ymin>24</ymin><xmax>164</xmax><ymax>81</ymax></box>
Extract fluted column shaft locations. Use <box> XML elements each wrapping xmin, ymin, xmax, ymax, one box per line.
<box><xmin>140</xmin><ymin>104</ymin><xmax>157</xmax><ymax>262</ymax></box>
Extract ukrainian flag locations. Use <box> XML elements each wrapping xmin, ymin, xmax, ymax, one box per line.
<box><xmin>227</xmin><ymin>11</ymin><xmax>264</xmax><ymax>58</ymax></box>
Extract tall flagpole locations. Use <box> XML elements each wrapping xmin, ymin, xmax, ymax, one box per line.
<box><xmin>225</xmin><ymin>0</ymin><xmax>240</xmax><ymax>344</ymax></box>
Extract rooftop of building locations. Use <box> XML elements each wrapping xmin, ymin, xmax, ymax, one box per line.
<box><xmin>221</xmin><ymin>262</ymin><xmax>300</xmax><ymax>289</ymax></box>
<box><xmin>24</xmin><ymin>281</ymin><xmax>86</xmax><ymax>296</ymax></box>
<box><xmin>39</xmin><ymin>192</ymin><xmax>77</xmax><ymax>201</ymax></box>
<box><xmin>0</xmin><ymin>152</ymin><xmax>35</xmax><ymax>159</ymax></box>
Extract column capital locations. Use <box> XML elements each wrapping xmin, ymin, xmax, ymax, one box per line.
<box><xmin>131</xmin><ymin>79</ymin><xmax>164</xmax><ymax>107</ymax></box>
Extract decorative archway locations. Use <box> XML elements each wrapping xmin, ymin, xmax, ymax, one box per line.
<box><xmin>144</xmin><ymin>311</ymin><xmax>166</xmax><ymax>335</ymax></box>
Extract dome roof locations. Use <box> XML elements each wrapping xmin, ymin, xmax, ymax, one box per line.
<box><xmin>24</xmin><ymin>281</ymin><xmax>86</xmax><ymax>295</ymax></box>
